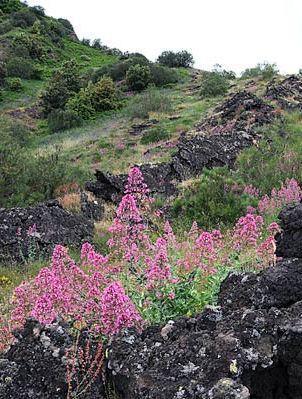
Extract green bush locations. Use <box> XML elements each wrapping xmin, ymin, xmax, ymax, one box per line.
<box><xmin>10</xmin><ymin>8</ymin><xmax>36</xmax><ymax>27</ymax></box>
<box><xmin>0</xmin><ymin>62</ymin><xmax>7</xmax><ymax>86</ymax></box>
<box><xmin>12</xmin><ymin>33</ymin><xmax>44</xmax><ymax>59</ymax></box>
<box><xmin>126</xmin><ymin>87</ymin><xmax>172</xmax><ymax>119</ymax></box>
<box><xmin>126</xmin><ymin>64</ymin><xmax>151</xmax><ymax>91</ymax></box>
<box><xmin>93</xmin><ymin>56</ymin><xmax>149</xmax><ymax>83</ymax></box>
<box><xmin>6</xmin><ymin>77</ymin><xmax>23</xmax><ymax>91</ymax></box>
<box><xmin>157</xmin><ymin>50</ymin><xmax>194</xmax><ymax>68</ymax></box>
<box><xmin>47</xmin><ymin>109</ymin><xmax>83</xmax><ymax>132</ymax></box>
<box><xmin>172</xmin><ymin>168</ymin><xmax>256</xmax><ymax>230</ymax></box>
<box><xmin>150</xmin><ymin>64</ymin><xmax>178</xmax><ymax>86</ymax></box>
<box><xmin>0</xmin><ymin>0</ymin><xmax>22</xmax><ymax>13</ymax></box>
<box><xmin>0</xmin><ymin>19</ymin><xmax>13</xmax><ymax>34</ymax></box>
<box><xmin>67</xmin><ymin>86</ymin><xmax>96</xmax><ymax>120</ymax></box>
<box><xmin>90</xmin><ymin>76</ymin><xmax>119</xmax><ymax>111</ymax></box>
<box><xmin>200</xmin><ymin>71</ymin><xmax>229</xmax><ymax>98</ymax></box>
<box><xmin>241</xmin><ymin>62</ymin><xmax>279</xmax><ymax>80</ymax></box>
<box><xmin>141</xmin><ymin>127</ymin><xmax>171</xmax><ymax>144</ymax></box>
<box><xmin>6</xmin><ymin>57</ymin><xmax>42</xmax><ymax>79</ymax></box>
<box><xmin>41</xmin><ymin>60</ymin><xmax>81</xmax><ymax>115</ymax></box>
<box><xmin>67</xmin><ymin>77</ymin><xmax>118</xmax><ymax>119</ymax></box>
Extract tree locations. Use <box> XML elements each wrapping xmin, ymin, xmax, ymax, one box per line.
<box><xmin>157</xmin><ymin>50</ymin><xmax>194</xmax><ymax>68</ymax></box>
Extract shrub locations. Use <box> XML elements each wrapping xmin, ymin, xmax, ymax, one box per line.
<box><xmin>0</xmin><ymin>20</ymin><xmax>13</xmax><ymax>34</ymax></box>
<box><xmin>67</xmin><ymin>77</ymin><xmax>118</xmax><ymax>119</ymax></box>
<box><xmin>10</xmin><ymin>8</ymin><xmax>36</xmax><ymax>28</ymax></box>
<box><xmin>200</xmin><ymin>71</ymin><xmax>229</xmax><ymax>98</ymax></box>
<box><xmin>29</xmin><ymin>5</ymin><xmax>45</xmax><ymax>17</ymax></box>
<box><xmin>241</xmin><ymin>62</ymin><xmax>279</xmax><ymax>80</ymax></box>
<box><xmin>172</xmin><ymin>168</ymin><xmax>257</xmax><ymax>230</ymax></box>
<box><xmin>6</xmin><ymin>77</ymin><xmax>23</xmax><ymax>91</ymax></box>
<box><xmin>93</xmin><ymin>56</ymin><xmax>150</xmax><ymax>83</ymax></box>
<box><xmin>90</xmin><ymin>76</ymin><xmax>119</xmax><ymax>112</ymax></box>
<box><xmin>150</xmin><ymin>64</ymin><xmax>178</xmax><ymax>86</ymax></box>
<box><xmin>47</xmin><ymin>109</ymin><xmax>83</xmax><ymax>133</ymax></box>
<box><xmin>67</xmin><ymin>86</ymin><xmax>96</xmax><ymax>120</ymax></box>
<box><xmin>157</xmin><ymin>50</ymin><xmax>194</xmax><ymax>68</ymax></box>
<box><xmin>12</xmin><ymin>34</ymin><xmax>44</xmax><ymax>60</ymax></box>
<box><xmin>6</xmin><ymin>57</ymin><xmax>42</xmax><ymax>79</ymax></box>
<box><xmin>0</xmin><ymin>0</ymin><xmax>22</xmax><ymax>13</ymax></box>
<box><xmin>126</xmin><ymin>64</ymin><xmax>151</xmax><ymax>91</ymax></box>
<box><xmin>126</xmin><ymin>87</ymin><xmax>172</xmax><ymax>119</ymax></box>
<box><xmin>0</xmin><ymin>62</ymin><xmax>7</xmax><ymax>86</ymax></box>
<box><xmin>41</xmin><ymin>60</ymin><xmax>81</xmax><ymax>115</ymax></box>
<box><xmin>141</xmin><ymin>127</ymin><xmax>171</xmax><ymax>144</ymax></box>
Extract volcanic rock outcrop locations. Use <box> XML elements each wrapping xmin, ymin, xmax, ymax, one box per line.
<box><xmin>0</xmin><ymin>200</ymin><xmax>93</xmax><ymax>263</ymax></box>
<box><xmin>0</xmin><ymin>319</ymin><xmax>104</xmax><ymax>399</ymax></box>
<box><xmin>266</xmin><ymin>75</ymin><xmax>302</xmax><ymax>111</ymax></box>
<box><xmin>86</xmin><ymin>91</ymin><xmax>277</xmax><ymax>201</ymax></box>
<box><xmin>2</xmin><ymin>204</ymin><xmax>302</xmax><ymax>398</ymax></box>
<box><xmin>275</xmin><ymin>202</ymin><xmax>302</xmax><ymax>259</ymax></box>
<box><xmin>107</xmin><ymin>257</ymin><xmax>302</xmax><ymax>399</ymax></box>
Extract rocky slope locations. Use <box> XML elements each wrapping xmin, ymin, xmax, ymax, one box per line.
<box><xmin>2</xmin><ymin>202</ymin><xmax>302</xmax><ymax>398</ymax></box>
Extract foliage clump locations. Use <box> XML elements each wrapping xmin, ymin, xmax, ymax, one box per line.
<box><xmin>126</xmin><ymin>87</ymin><xmax>172</xmax><ymax>118</ymax></box>
<box><xmin>126</xmin><ymin>64</ymin><xmax>151</xmax><ymax>91</ymax></box>
<box><xmin>200</xmin><ymin>71</ymin><xmax>229</xmax><ymax>98</ymax></box>
<box><xmin>241</xmin><ymin>62</ymin><xmax>279</xmax><ymax>80</ymax></box>
<box><xmin>157</xmin><ymin>50</ymin><xmax>194</xmax><ymax>68</ymax></box>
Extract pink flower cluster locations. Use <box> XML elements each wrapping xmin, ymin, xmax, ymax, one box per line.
<box><xmin>233</xmin><ymin>213</ymin><xmax>263</xmax><ymax>249</ymax></box>
<box><xmin>258</xmin><ymin>179</ymin><xmax>302</xmax><ymax>215</ymax></box>
<box><xmin>10</xmin><ymin>244</ymin><xmax>142</xmax><ymax>336</ymax></box>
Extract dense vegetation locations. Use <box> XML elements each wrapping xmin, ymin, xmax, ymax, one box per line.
<box><xmin>1</xmin><ymin>3</ymin><xmax>302</xmax><ymax>394</ymax></box>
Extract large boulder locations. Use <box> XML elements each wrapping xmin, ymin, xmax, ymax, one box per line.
<box><xmin>276</xmin><ymin>203</ymin><xmax>302</xmax><ymax>258</ymax></box>
<box><xmin>0</xmin><ymin>319</ymin><xmax>104</xmax><ymax>399</ymax></box>
<box><xmin>0</xmin><ymin>200</ymin><xmax>93</xmax><ymax>263</ymax></box>
<box><xmin>107</xmin><ymin>258</ymin><xmax>302</xmax><ymax>399</ymax></box>
<box><xmin>86</xmin><ymin>163</ymin><xmax>177</xmax><ymax>203</ymax></box>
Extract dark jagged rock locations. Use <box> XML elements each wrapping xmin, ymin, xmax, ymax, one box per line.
<box><xmin>0</xmin><ymin>200</ymin><xmax>93</xmax><ymax>263</ymax></box>
<box><xmin>266</xmin><ymin>75</ymin><xmax>302</xmax><ymax>111</ymax></box>
<box><xmin>276</xmin><ymin>203</ymin><xmax>302</xmax><ymax>258</ymax></box>
<box><xmin>196</xmin><ymin>91</ymin><xmax>276</xmax><ymax>136</ymax></box>
<box><xmin>107</xmin><ymin>258</ymin><xmax>302</xmax><ymax>399</ymax></box>
<box><xmin>171</xmin><ymin>131</ymin><xmax>253</xmax><ymax>180</ymax></box>
<box><xmin>87</xmin><ymin>91</ymin><xmax>276</xmax><ymax>201</ymax></box>
<box><xmin>80</xmin><ymin>192</ymin><xmax>104</xmax><ymax>221</ymax></box>
<box><xmin>0</xmin><ymin>319</ymin><xmax>104</xmax><ymax>399</ymax></box>
<box><xmin>86</xmin><ymin>163</ymin><xmax>177</xmax><ymax>203</ymax></box>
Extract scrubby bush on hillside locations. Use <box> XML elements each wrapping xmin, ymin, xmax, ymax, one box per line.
<box><xmin>12</xmin><ymin>33</ymin><xmax>44</xmax><ymax>59</ymax></box>
<box><xmin>92</xmin><ymin>55</ymin><xmax>149</xmax><ymax>83</ymax></box>
<box><xmin>172</xmin><ymin>167</ymin><xmax>257</xmax><ymax>230</ymax></box>
<box><xmin>157</xmin><ymin>50</ymin><xmax>194</xmax><ymax>68</ymax></box>
<box><xmin>47</xmin><ymin>109</ymin><xmax>83</xmax><ymax>133</ymax></box>
<box><xmin>0</xmin><ymin>62</ymin><xmax>7</xmax><ymax>86</ymax></box>
<box><xmin>150</xmin><ymin>64</ymin><xmax>178</xmax><ymax>86</ymax></box>
<box><xmin>241</xmin><ymin>62</ymin><xmax>279</xmax><ymax>80</ymax></box>
<box><xmin>0</xmin><ymin>0</ymin><xmax>22</xmax><ymax>13</ymax></box>
<box><xmin>41</xmin><ymin>60</ymin><xmax>81</xmax><ymax>115</ymax></box>
<box><xmin>6</xmin><ymin>77</ymin><xmax>23</xmax><ymax>91</ymax></box>
<box><xmin>141</xmin><ymin>126</ymin><xmax>171</xmax><ymax>144</ymax></box>
<box><xmin>126</xmin><ymin>87</ymin><xmax>172</xmax><ymax>119</ymax></box>
<box><xmin>200</xmin><ymin>71</ymin><xmax>229</xmax><ymax>98</ymax></box>
<box><xmin>126</xmin><ymin>64</ymin><xmax>151</xmax><ymax>91</ymax></box>
<box><xmin>212</xmin><ymin>64</ymin><xmax>236</xmax><ymax>79</ymax></box>
<box><xmin>0</xmin><ymin>19</ymin><xmax>13</xmax><ymax>34</ymax></box>
<box><xmin>90</xmin><ymin>76</ymin><xmax>119</xmax><ymax>111</ymax></box>
<box><xmin>67</xmin><ymin>77</ymin><xmax>119</xmax><ymax>120</ymax></box>
<box><xmin>10</xmin><ymin>8</ymin><xmax>36</xmax><ymax>28</ymax></box>
<box><xmin>6</xmin><ymin>57</ymin><xmax>42</xmax><ymax>79</ymax></box>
